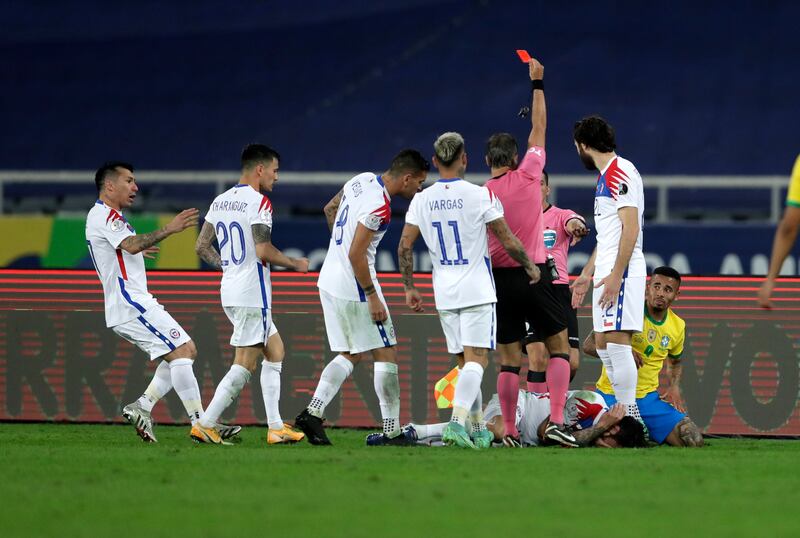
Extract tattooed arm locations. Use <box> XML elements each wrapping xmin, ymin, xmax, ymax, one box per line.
<box><xmin>662</xmin><ymin>357</ymin><xmax>686</xmax><ymax>412</ymax></box>
<box><xmin>487</xmin><ymin>217</ymin><xmax>540</xmax><ymax>283</ymax></box>
<box><xmin>398</xmin><ymin>224</ymin><xmax>423</xmax><ymax>312</ymax></box>
<box><xmin>323</xmin><ymin>189</ymin><xmax>345</xmax><ymax>232</ymax></box>
<box><xmin>252</xmin><ymin>224</ymin><xmax>309</xmax><ymax>272</ymax></box>
<box><xmin>120</xmin><ymin>208</ymin><xmax>199</xmax><ymax>254</ymax></box>
<box><xmin>194</xmin><ymin>221</ymin><xmax>221</xmax><ymax>269</ymax></box>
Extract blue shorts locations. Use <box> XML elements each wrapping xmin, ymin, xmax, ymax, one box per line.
<box><xmin>596</xmin><ymin>390</ymin><xmax>686</xmax><ymax>444</ymax></box>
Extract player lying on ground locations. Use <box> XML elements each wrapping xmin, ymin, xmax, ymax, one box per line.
<box><xmin>408</xmin><ymin>390</ymin><xmax>646</xmax><ymax>448</ymax></box>
<box><xmin>398</xmin><ymin>131</ymin><xmax>539</xmax><ymax>449</ymax></box>
<box><xmin>192</xmin><ymin>144</ymin><xmax>309</xmax><ymax>445</ymax></box>
<box><xmin>583</xmin><ymin>266</ymin><xmax>704</xmax><ymax>447</ymax></box>
<box><xmin>294</xmin><ymin>150</ymin><xmax>429</xmax><ymax>446</ymax></box>
<box><xmin>86</xmin><ymin>161</ymin><xmax>240</xmax><ymax>442</ymax></box>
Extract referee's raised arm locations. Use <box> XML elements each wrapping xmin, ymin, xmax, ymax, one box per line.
<box><xmin>527</xmin><ymin>58</ymin><xmax>546</xmax><ymax>150</ymax></box>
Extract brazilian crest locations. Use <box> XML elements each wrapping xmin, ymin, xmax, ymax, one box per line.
<box><xmin>660</xmin><ymin>335</ymin><xmax>671</xmax><ymax>348</ymax></box>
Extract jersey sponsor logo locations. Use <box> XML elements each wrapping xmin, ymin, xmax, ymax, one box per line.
<box><xmin>543</xmin><ymin>229</ymin><xmax>557</xmax><ymax>249</ymax></box>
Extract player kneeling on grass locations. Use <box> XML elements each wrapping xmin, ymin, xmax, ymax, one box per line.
<box><xmin>583</xmin><ymin>266</ymin><xmax>704</xmax><ymax>447</ymax></box>
<box><xmin>192</xmin><ymin>144</ymin><xmax>309</xmax><ymax>445</ymax></box>
<box><xmin>398</xmin><ymin>132</ymin><xmax>540</xmax><ymax>449</ymax></box>
<box><xmin>408</xmin><ymin>390</ymin><xmax>646</xmax><ymax>448</ymax></box>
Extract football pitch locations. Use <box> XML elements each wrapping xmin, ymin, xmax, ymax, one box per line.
<box><xmin>1</xmin><ymin>424</ymin><xmax>798</xmax><ymax>537</ymax></box>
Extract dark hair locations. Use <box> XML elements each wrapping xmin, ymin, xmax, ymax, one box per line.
<box><xmin>94</xmin><ymin>161</ymin><xmax>134</xmax><ymax>193</ymax></box>
<box><xmin>486</xmin><ymin>132</ymin><xmax>518</xmax><ymax>168</ymax></box>
<box><xmin>241</xmin><ymin>144</ymin><xmax>280</xmax><ymax>170</ymax></box>
<box><xmin>615</xmin><ymin>416</ymin><xmax>648</xmax><ymax>448</ymax></box>
<box><xmin>542</xmin><ymin>169</ymin><xmax>549</xmax><ymax>186</ymax></box>
<box><xmin>388</xmin><ymin>149</ymin><xmax>430</xmax><ymax>176</ymax></box>
<box><xmin>652</xmin><ymin>266</ymin><xmax>682</xmax><ymax>284</ymax></box>
<box><xmin>573</xmin><ymin>115</ymin><xmax>616</xmax><ymax>152</ymax></box>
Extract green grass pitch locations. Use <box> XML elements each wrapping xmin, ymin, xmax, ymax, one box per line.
<box><xmin>1</xmin><ymin>423</ymin><xmax>799</xmax><ymax>537</ymax></box>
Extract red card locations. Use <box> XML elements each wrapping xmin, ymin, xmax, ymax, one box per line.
<box><xmin>516</xmin><ymin>49</ymin><xmax>531</xmax><ymax>63</ymax></box>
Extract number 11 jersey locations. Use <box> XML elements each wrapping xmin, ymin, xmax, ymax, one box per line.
<box><xmin>204</xmin><ymin>183</ymin><xmax>273</xmax><ymax>308</ymax></box>
<box><xmin>405</xmin><ymin>178</ymin><xmax>503</xmax><ymax>310</ymax></box>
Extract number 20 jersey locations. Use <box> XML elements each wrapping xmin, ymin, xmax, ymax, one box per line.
<box><xmin>405</xmin><ymin>179</ymin><xmax>503</xmax><ymax>310</ymax></box>
<box><xmin>204</xmin><ymin>184</ymin><xmax>273</xmax><ymax>308</ymax></box>
<box><xmin>317</xmin><ymin>173</ymin><xmax>391</xmax><ymax>302</ymax></box>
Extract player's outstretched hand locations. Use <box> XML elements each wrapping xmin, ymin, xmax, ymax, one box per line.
<box><xmin>368</xmin><ymin>295</ymin><xmax>388</xmax><ymax>322</ymax></box>
<box><xmin>526</xmin><ymin>264</ymin><xmax>541</xmax><ymax>285</ymax></box>
<box><xmin>142</xmin><ymin>246</ymin><xmax>160</xmax><ymax>260</ymax></box>
<box><xmin>405</xmin><ymin>288</ymin><xmax>424</xmax><ymax>312</ymax></box>
<box><xmin>166</xmin><ymin>208</ymin><xmax>200</xmax><ymax>234</ymax></box>
<box><xmin>570</xmin><ymin>274</ymin><xmax>591</xmax><ymax>308</ymax></box>
<box><xmin>567</xmin><ymin>220</ymin><xmax>590</xmax><ymax>246</ymax></box>
<box><xmin>596</xmin><ymin>273</ymin><xmax>622</xmax><ymax>310</ymax></box>
<box><xmin>633</xmin><ymin>350</ymin><xmax>644</xmax><ymax>369</ymax></box>
<box><xmin>757</xmin><ymin>278</ymin><xmax>774</xmax><ymax>308</ymax></box>
<box><xmin>661</xmin><ymin>386</ymin><xmax>686</xmax><ymax>413</ymax></box>
<box><xmin>292</xmin><ymin>257</ymin><xmax>310</xmax><ymax>273</ymax></box>
<box><xmin>528</xmin><ymin>57</ymin><xmax>544</xmax><ymax>80</ymax></box>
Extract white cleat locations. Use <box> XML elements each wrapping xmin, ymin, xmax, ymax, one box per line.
<box><xmin>122</xmin><ymin>402</ymin><xmax>157</xmax><ymax>443</ymax></box>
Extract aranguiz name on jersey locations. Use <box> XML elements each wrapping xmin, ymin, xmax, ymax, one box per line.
<box><xmin>428</xmin><ymin>198</ymin><xmax>463</xmax><ymax>211</ymax></box>
<box><xmin>211</xmin><ymin>200</ymin><xmax>249</xmax><ymax>212</ymax></box>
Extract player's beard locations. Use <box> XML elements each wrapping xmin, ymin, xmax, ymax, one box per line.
<box><xmin>578</xmin><ymin>148</ymin><xmax>596</xmax><ymax>170</ymax></box>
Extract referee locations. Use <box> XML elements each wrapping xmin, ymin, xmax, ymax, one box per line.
<box><xmin>484</xmin><ymin>56</ymin><xmax>575</xmax><ymax>447</ymax></box>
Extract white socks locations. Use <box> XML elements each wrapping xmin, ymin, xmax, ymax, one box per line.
<box><xmin>606</xmin><ymin>342</ymin><xmax>642</xmax><ymax>418</ymax></box>
<box><xmin>412</xmin><ymin>422</ymin><xmax>447</xmax><ymax>440</ymax></box>
<box><xmin>597</xmin><ymin>347</ymin><xmax>614</xmax><ymax>385</ymax></box>
<box><xmin>308</xmin><ymin>355</ymin><xmax>353</xmax><ymax>418</ymax></box>
<box><xmin>261</xmin><ymin>360</ymin><xmax>283</xmax><ymax>430</ymax></box>
<box><xmin>200</xmin><ymin>364</ymin><xmax>251</xmax><ymax>428</ymax></box>
<box><xmin>469</xmin><ymin>387</ymin><xmax>485</xmax><ymax>433</ymax></box>
<box><xmin>168</xmin><ymin>358</ymin><xmax>203</xmax><ymax>424</ymax></box>
<box><xmin>451</xmin><ymin>362</ymin><xmax>484</xmax><ymax>427</ymax></box>
<box><xmin>374</xmin><ymin>362</ymin><xmax>400</xmax><ymax>436</ymax></box>
<box><xmin>137</xmin><ymin>360</ymin><xmax>172</xmax><ymax>412</ymax></box>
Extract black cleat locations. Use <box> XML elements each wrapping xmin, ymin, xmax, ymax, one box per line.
<box><xmin>545</xmin><ymin>423</ymin><xmax>579</xmax><ymax>448</ymax></box>
<box><xmin>294</xmin><ymin>409</ymin><xmax>332</xmax><ymax>445</ymax></box>
<box><xmin>501</xmin><ymin>434</ymin><xmax>522</xmax><ymax>448</ymax></box>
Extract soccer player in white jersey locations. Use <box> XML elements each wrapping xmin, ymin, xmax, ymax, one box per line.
<box><xmin>192</xmin><ymin>144</ymin><xmax>309</xmax><ymax>444</ymax></box>
<box><xmin>294</xmin><ymin>149</ymin><xmax>429</xmax><ymax>446</ymax></box>
<box><xmin>570</xmin><ymin>116</ymin><xmax>646</xmax><ymax>421</ymax></box>
<box><xmin>86</xmin><ymin>162</ymin><xmax>221</xmax><ymax>443</ymax></box>
<box><xmin>397</xmin><ymin>132</ymin><xmax>539</xmax><ymax>449</ymax></box>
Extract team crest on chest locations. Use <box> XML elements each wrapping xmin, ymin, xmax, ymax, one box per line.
<box><xmin>660</xmin><ymin>335</ymin><xmax>670</xmax><ymax>348</ymax></box>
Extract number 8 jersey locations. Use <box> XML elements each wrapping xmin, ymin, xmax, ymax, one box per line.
<box><xmin>205</xmin><ymin>184</ymin><xmax>273</xmax><ymax>308</ymax></box>
<box><xmin>405</xmin><ymin>178</ymin><xmax>503</xmax><ymax>310</ymax></box>
<box><xmin>318</xmin><ymin>172</ymin><xmax>392</xmax><ymax>301</ymax></box>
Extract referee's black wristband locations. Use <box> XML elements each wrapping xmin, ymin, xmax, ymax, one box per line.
<box><xmin>531</xmin><ymin>79</ymin><xmax>544</xmax><ymax>91</ymax></box>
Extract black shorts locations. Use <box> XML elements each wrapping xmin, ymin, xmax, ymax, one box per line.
<box><xmin>492</xmin><ymin>265</ymin><xmax>568</xmax><ymax>345</ymax></box>
<box><xmin>523</xmin><ymin>284</ymin><xmax>579</xmax><ymax>349</ymax></box>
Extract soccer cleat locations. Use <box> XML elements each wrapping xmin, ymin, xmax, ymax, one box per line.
<box><xmin>268</xmin><ymin>424</ymin><xmax>306</xmax><ymax>444</ymax></box>
<box><xmin>190</xmin><ymin>423</ymin><xmax>224</xmax><ymax>444</ymax></box>
<box><xmin>294</xmin><ymin>409</ymin><xmax>331</xmax><ymax>445</ymax></box>
<box><xmin>365</xmin><ymin>427</ymin><xmax>417</xmax><ymax>447</ymax></box>
<box><xmin>122</xmin><ymin>402</ymin><xmax>157</xmax><ymax>443</ymax></box>
<box><xmin>545</xmin><ymin>423</ymin><xmax>579</xmax><ymax>448</ymax></box>
<box><xmin>501</xmin><ymin>434</ymin><xmax>522</xmax><ymax>448</ymax></box>
<box><xmin>442</xmin><ymin>422</ymin><xmax>478</xmax><ymax>450</ymax></box>
<box><xmin>216</xmin><ymin>423</ymin><xmax>242</xmax><ymax>440</ymax></box>
<box><xmin>471</xmin><ymin>429</ymin><xmax>494</xmax><ymax>449</ymax></box>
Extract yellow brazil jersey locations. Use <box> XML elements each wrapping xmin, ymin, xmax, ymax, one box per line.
<box><xmin>786</xmin><ymin>154</ymin><xmax>800</xmax><ymax>207</ymax></box>
<box><xmin>596</xmin><ymin>307</ymin><xmax>685</xmax><ymax>399</ymax></box>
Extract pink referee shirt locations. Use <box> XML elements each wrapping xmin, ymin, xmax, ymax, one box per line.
<box><xmin>486</xmin><ymin>146</ymin><xmax>547</xmax><ymax>266</ymax></box>
<box><xmin>542</xmin><ymin>204</ymin><xmax>585</xmax><ymax>285</ymax></box>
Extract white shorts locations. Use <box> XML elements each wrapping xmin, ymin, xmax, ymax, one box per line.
<box><xmin>438</xmin><ymin>303</ymin><xmax>496</xmax><ymax>354</ymax></box>
<box><xmin>223</xmin><ymin>306</ymin><xmax>273</xmax><ymax>347</ymax></box>
<box><xmin>592</xmin><ymin>275</ymin><xmax>645</xmax><ymax>332</ymax></box>
<box><xmin>112</xmin><ymin>305</ymin><xmax>191</xmax><ymax>360</ymax></box>
<box><xmin>320</xmin><ymin>289</ymin><xmax>397</xmax><ymax>354</ymax></box>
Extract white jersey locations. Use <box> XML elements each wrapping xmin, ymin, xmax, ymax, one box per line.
<box><xmin>204</xmin><ymin>184</ymin><xmax>273</xmax><ymax>309</ymax></box>
<box><xmin>317</xmin><ymin>173</ymin><xmax>392</xmax><ymax>301</ymax></box>
<box><xmin>86</xmin><ymin>200</ymin><xmax>159</xmax><ymax>327</ymax></box>
<box><xmin>593</xmin><ymin>156</ymin><xmax>646</xmax><ymax>277</ymax></box>
<box><xmin>519</xmin><ymin>390</ymin><xmax>608</xmax><ymax>446</ymax></box>
<box><xmin>405</xmin><ymin>179</ymin><xmax>503</xmax><ymax>310</ymax></box>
